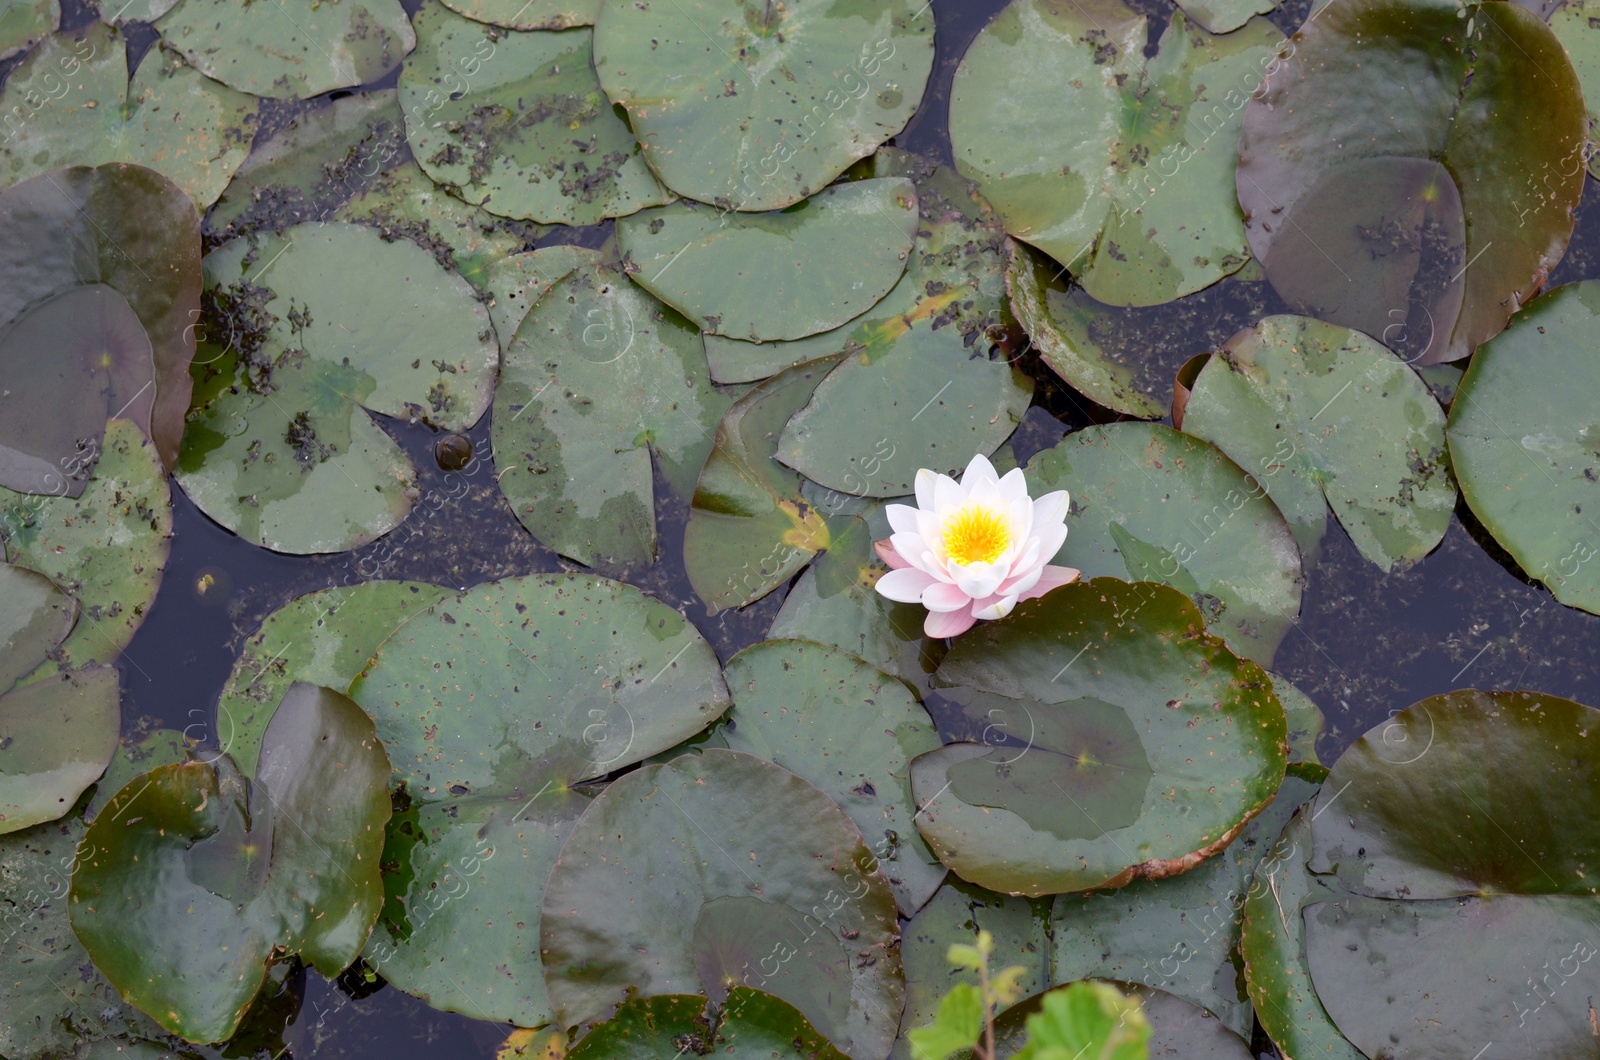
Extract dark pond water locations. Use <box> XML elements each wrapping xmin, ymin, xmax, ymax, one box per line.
<box><xmin>27</xmin><ymin>0</ymin><xmax>1600</xmax><ymax>1053</ymax></box>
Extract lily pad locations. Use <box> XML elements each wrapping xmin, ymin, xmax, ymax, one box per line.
<box><xmin>0</xmin><ymin>25</ymin><xmax>259</xmax><ymax>210</ymax></box>
<box><xmin>1180</xmin><ymin>315</ymin><xmax>1455</xmax><ymax>572</ymax></box>
<box><xmin>567</xmin><ymin>987</ymin><xmax>849</xmax><ymax>1059</ymax></box>
<box><xmin>480</xmin><ymin>243</ymin><xmax>600</xmax><ymax>347</ymax></box>
<box><xmin>950</xmin><ymin>0</ymin><xmax>1277</xmax><ymax>306</ymax></box>
<box><xmin>442</xmin><ymin>0</ymin><xmax>598</xmax><ymax>30</ymax></box>
<box><xmin>400</xmin><ymin>5</ymin><xmax>672</xmax><ymax>225</ymax></box>
<box><xmin>909</xmin><ymin>577</ymin><xmax>1288</xmax><ymax>896</ymax></box>
<box><xmin>618</xmin><ymin>178</ymin><xmax>917</xmax><ymax>342</ymax></box>
<box><xmin>1024</xmin><ymin>423</ymin><xmax>1302</xmax><ymax>666</ymax></box>
<box><xmin>1550</xmin><ymin>0</ymin><xmax>1600</xmax><ymax>180</ymax></box>
<box><xmin>991</xmin><ymin>983</ymin><xmax>1249</xmax><ymax>1060</ymax></box>
<box><xmin>0</xmin><ymin>164</ymin><xmax>200</xmax><ymax>472</ymax></box>
<box><xmin>683</xmin><ymin>356</ymin><xmax>841</xmax><ymax>613</ymax></box>
<box><xmin>592</xmin><ymin>0</ymin><xmax>934</xmax><ymax>211</ymax></box>
<box><xmin>1448</xmin><ymin>281</ymin><xmax>1600</xmax><ymax>614</ymax></box>
<box><xmin>719</xmin><ymin>639</ymin><xmax>945</xmax><ymax>916</ymax></box>
<box><xmin>1272</xmin><ymin>674</ymin><xmax>1325</xmax><ymax>767</ymax></box>
<box><xmin>1237</xmin><ymin>0</ymin><xmax>1586</xmax><ymax>364</ymax></box>
<box><xmin>0</xmin><ymin>0</ymin><xmax>54</xmax><ymax>60</ymax></box>
<box><xmin>178</xmin><ymin>222</ymin><xmax>497</xmax><ymax>554</ymax></box>
<box><xmin>1176</xmin><ymin>0</ymin><xmax>1276</xmax><ymax>33</ymax></box>
<box><xmin>0</xmin><ymin>562</ymin><xmax>75</xmax><ymax>692</ymax></box>
<box><xmin>216</xmin><ymin>580</ymin><xmax>454</xmax><ymax>776</ymax></box>
<box><xmin>71</xmin><ymin>682</ymin><xmax>392</xmax><ymax>1043</ymax></box>
<box><xmin>93</xmin><ymin>0</ymin><xmax>180</xmax><ymax>23</ymax></box>
<box><xmin>0</xmin><ymin>667</ymin><xmax>119</xmax><ymax>835</ymax></box>
<box><xmin>156</xmin><ymin>0</ymin><xmax>415</xmax><ymax>99</ymax></box>
<box><xmin>0</xmin><ymin>419</ymin><xmax>172</xmax><ymax>676</ymax></box>
<box><xmin>491</xmin><ymin>262</ymin><xmax>726</xmax><ymax>570</ymax></box>
<box><xmin>541</xmin><ymin>748</ymin><xmax>903</xmax><ymax>1060</ymax></box>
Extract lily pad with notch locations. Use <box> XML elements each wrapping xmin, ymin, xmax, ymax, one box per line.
<box><xmin>441</xmin><ymin>0</ymin><xmax>598</xmax><ymax>30</ymax></box>
<box><xmin>0</xmin><ymin>561</ymin><xmax>75</xmax><ymax>692</ymax></box>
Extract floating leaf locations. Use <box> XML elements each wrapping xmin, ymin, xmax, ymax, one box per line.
<box><xmin>442</xmin><ymin>0</ymin><xmax>598</xmax><ymax>30</ymax></box>
<box><xmin>93</xmin><ymin>0</ymin><xmax>179</xmax><ymax>23</ymax></box>
<box><xmin>618</xmin><ymin>178</ymin><xmax>918</xmax><ymax>341</ymax></box>
<box><xmin>401</xmin><ymin>5</ymin><xmax>672</xmax><ymax>224</ymax></box>
<box><xmin>1550</xmin><ymin>0</ymin><xmax>1600</xmax><ymax>181</ymax></box>
<box><xmin>1025</xmin><ymin>423</ymin><xmax>1302</xmax><ymax>666</ymax></box>
<box><xmin>156</xmin><ymin>0</ymin><xmax>415</xmax><ymax>100</ymax></box>
<box><xmin>480</xmin><ymin>243</ymin><xmax>599</xmax><ymax>347</ymax></box>
<box><xmin>0</xmin><ymin>562</ymin><xmax>75</xmax><ymax>691</ymax></box>
<box><xmin>178</xmin><ymin>222</ymin><xmax>497</xmax><ymax>554</ymax></box>
<box><xmin>0</xmin><ymin>667</ymin><xmax>119</xmax><ymax>834</ymax></box>
<box><xmin>1181</xmin><ymin>315</ymin><xmax>1455</xmax><ymax>571</ymax></box>
<box><xmin>567</xmin><ymin>988</ymin><xmax>849</xmax><ymax>1059</ymax></box>
<box><xmin>0</xmin><ymin>25</ymin><xmax>259</xmax><ymax>209</ymax></box>
<box><xmin>541</xmin><ymin>748</ymin><xmax>903</xmax><ymax>1060</ymax></box>
<box><xmin>950</xmin><ymin>1</ymin><xmax>1277</xmax><ymax>306</ymax></box>
<box><xmin>592</xmin><ymin>0</ymin><xmax>934</xmax><ymax>211</ymax></box>
<box><xmin>491</xmin><ymin>262</ymin><xmax>726</xmax><ymax>569</ymax></box>
<box><xmin>1237</xmin><ymin>0</ymin><xmax>1585</xmax><ymax>364</ymax></box>
<box><xmin>71</xmin><ymin>683</ymin><xmax>392</xmax><ymax>1043</ymax></box>
<box><xmin>1272</xmin><ymin>675</ymin><xmax>1325</xmax><ymax>766</ymax></box>
<box><xmin>0</xmin><ymin>0</ymin><xmax>55</xmax><ymax>60</ymax></box>
<box><xmin>910</xmin><ymin>578</ymin><xmax>1287</xmax><ymax>896</ymax></box>
<box><xmin>1448</xmin><ymin>281</ymin><xmax>1600</xmax><ymax>614</ymax></box>
<box><xmin>994</xmin><ymin>983</ymin><xmax>1241</xmax><ymax>1060</ymax></box>
<box><xmin>1177</xmin><ymin>0</ymin><xmax>1276</xmax><ymax>33</ymax></box>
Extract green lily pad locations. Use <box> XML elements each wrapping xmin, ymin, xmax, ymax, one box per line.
<box><xmin>1237</xmin><ymin>0</ymin><xmax>1585</xmax><ymax>364</ymax></box>
<box><xmin>0</xmin><ymin>164</ymin><xmax>201</xmax><ymax>472</ymax></box>
<box><xmin>491</xmin><ymin>262</ymin><xmax>726</xmax><ymax>570</ymax></box>
<box><xmin>83</xmin><ymin>726</ymin><xmax>192</xmax><ymax>822</ymax></box>
<box><xmin>0</xmin><ymin>25</ymin><xmax>259</xmax><ymax>210</ymax></box>
<box><xmin>719</xmin><ymin>639</ymin><xmax>944</xmax><ymax>916</ymax></box>
<box><xmin>1448</xmin><ymin>281</ymin><xmax>1600</xmax><ymax>614</ymax></box>
<box><xmin>93</xmin><ymin>0</ymin><xmax>180</xmax><ymax>23</ymax></box>
<box><xmin>568</xmin><ymin>987</ymin><xmax>849</xmax><ymax>1059</ymax></box>
<box><xmin>1176</xmin><ymin>0</ymin><xmax>1276</xmax><ymax>33</ymax></box>
<box><xmin>684</xmin><ymin>356</ymin><xmax>840</xmax><ymax>613</ymax></box>
<box><xmin>1025</xmin><ymin>423</ymin><xmax>1302</xmax><ymax>666</ymax></box>
<box><xmin>0</xmin><ymin>419</ymin><xmax>172</xmax><ymax>676</ymax></box>
<box><xmin>618</xmin><ymin>178</ymin><xmax>917</xmax><ymax>342</ymax></box>
<box><xmin>991</xmin><ymin>982</ymin><xmax>1247</xmax><ymax>1060</ymax></box>
<box><xmin>401</xmin><ymin>5</ymin><xmax>672</xmax><ymax>225</ymax></box>
<box><xmin>216</xmin><ymin>580</ymin><xmax>454</xmax><ymax>776</ymax></box>
<box><xmin>1181</xmin><ymin>315</ymin><xmax>1455</xmax><ymax>572</ymax></box>
<box><xmin>0</xmin><ymin>0</ymin><xmax>54</xmax><ymax>60</ymax></box>
<box><xmin>950</xmin><ymin>1</ymin><xmax>1277</xmax><ymax>306</ymax></box>
<box><xmin>0</xmin><ymin>667</ymin><xmax>119</xmax><ymax>835</ymax></box>
<box><xmin>541</xmin><ymin>748</ymin><xmax>903</xmax><ymax>1060</ymax></box>
<box><xmin>178</xmin><ymin>222</ymin><xmax>497</xmax><ymax>554</ymax></box>
<box><xmin>0</xmin><ymin>562</ymin><xmax>75</xmax><ymax>692</ymax></box>
<box><xmin>1550</xmin><ymin>0</ymin><xmax>1600</xmax><ymax>180</ymax></box>
<box><xmin>1272</xmin><ymin>674</ymin><xmax>1325</xmax><ymax>767</ymax></box>
<box><xmin>156</xmin><ymin>0</ymin><xmax>415</xmax><ymax>99</ymax></box>
<box><xmin>592</xmin><ymin>0</ymin><xmax>934</xmax><ymax>211</ymax></box>
<box><xmin>910</xmin><ymin>578</ymin><xmax>1288</xmax><ymax>896</ymax></box>
<box><xmin>71</xmin><ymin>682</ymin><xmax>392</xmax><ymax>1043</ymax></box>
<box><xmin>442</xmin><ymin>0</ymin><xmax>597</xmax><ymax>30</ymax></box>
<box><xmin>480</xmin><ymin>243</ymin><xmax>599</xmax><ymax>347</ymax></box>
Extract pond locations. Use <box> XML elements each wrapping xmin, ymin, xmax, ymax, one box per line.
<box><xmin>3</xmin><ymin>0</ymin><xmax>1600</xmax><ymax>1056</ymax></box>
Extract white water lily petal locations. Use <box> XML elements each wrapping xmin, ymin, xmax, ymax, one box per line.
<box><xmin>963</xmin><ymin>452</ymin><xmax>1000</xmax><ymax>486</ymax></box>
<box><xmin>1032</xmin><ymin>488</ymin><xmax>1070</xmax><ymax>528</ymax></box>
<box><xmin>1035</xmin><ymin>522</ymin><xmax>1068</xmax><ymax>565</ymax></box>
<box><xmin>972</xmin><ymin>593</ymin><xmax>1019</xmax><ymax>621</ymax></box>
<box><xmin>933</xmin><ymin>472</ymin><xmax>964</xmax><ymax>512</ymax></box>
<box><xmin>875</xmin><ymin>567</ymin><xmax>937</xmax><ymax>603</ymax></box>
<box><xmin>951</xmin><ymin>559</ymin><xmax>1007</xmax><ymax>600</ymax></box>
<box><xmin>924</xmin><ymin>606</ymin><xmax>977</xmax><ymax>638</ymax></box>
<box><xmin>886</xmin><ymin>503</ymin><xmax>921</xmax><ymax>536</ymax></box>
<box><xmin>914</xmin><ymin>468</ymin><xmax>937</xmax><ymax>510</ymax></box>
<box><xmin>922</xmin><ymin>580</ymin><xmax>971</xmax><ymax>612</ymax></box>
<box><xmin>921</xmin><ymin>551</ymin><xmax>957</xmax><ymax>583</ymax></box>
<box><xmin>1018</xmin><ymin>565</ymin><xmax>1080</xmax><ymax>601</ymax></box>
<box><xmin>998</xmin><ymin>466</ymin><xmax>1029</xmax><ymax>503</ymax></box>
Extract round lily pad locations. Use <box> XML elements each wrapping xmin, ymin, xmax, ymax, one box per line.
<box><xmin>0</xmin><ymin>0</ymin><xmax>55</xmax><ymax>60</ymax></box>
<box><xmin>442</xmin><ymin>0</ymin><xmax>598</xmax><ymax>30</ymax></box>
<box><xmin>0</xmin><ymin>25</ymin><xmax>259</xmax><ymax>210</ymax></box>
<box><xmin>1237</xmin><ymin>0</ymin><xmax>1585</xmax><ymax>364</ymax></box>
<box><xmin>1024</xmin><ymin>423</ymin><xmax>1302</xmax><ymax>666</ymax></box>
<box><xmin>400</xmin><ymin>5</ymin><xmax>672</xmax><ymax>225</ymax></box>
<box><xmin>71</xmin><ymin>683</ymin><xmax>392</xmax><ymax>1043</ymax></box>
<box><xmin>156</xmin><ymin>0</ymin><xmax>416</xmax><ymax>99</ymax></box>
<box><xmin>1448</xmin><ymin>281</ymin><xmax>1600</xmax><ymax>614</ymax></box>
<box><xmin>592</xmin><ymin>0</ymin><xmax>935</xmax><ymax>211</ymax></box>
<box><xmin>0</xmin><ymin>562</ymin><xmax>75</xmax><ymax>692</ymax></box>
<box><xmin>1180</xmin><ymin>315</ymin><xmax>1455</xmax><ymax>572</ymax></box>
<box><xmin>479</xmin><ymin>243</ymin><xmax>599</xmax><ymax>347</ymax></box>
<box><xmin>567</xmin><ymin>988</ymin><xmax>849</xmax><ymax>1059</ymax></box>
<box><xmin>1550</xmin><ymin>0</ymin><xmax>1600</xmax><ymax>181</ymax></box>
<box><xmin>950</xmin><ymin>0</ymin><xmax>1277</xmax><ymax>306</ymax></box>
<box><xmin>909</xmin><ymin>577</ymin><xmax>1288</xmax><ymax>896</ymax></box>
<box><xmin>0</xmin><ymin>667</ymin><xmax>119</xmax><ymax>835</ymax></box>
<box><xmin>541</xmin><ymin>748</ymin><xmax>903</xmax><ymax>1060</ymax></box>
<box><xmin>491</xmin><ymin>262</ymin><xmax>726</xmax><ymax>570</ymax></box>
<box><xmin>618</xmin><ymin>178</ymin><xmax>917</xmax><ymax>341</ymax></box>
<box><xmin>178</xmin><ymin>222</ymin><xmax>497</xmax><ymax>554</ymax></box>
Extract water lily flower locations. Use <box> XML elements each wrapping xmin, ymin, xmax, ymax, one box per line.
<box><xmin>873</xmin><ymin>453</ymin><xmax>1080</xmax><ymax>638</ymax></box>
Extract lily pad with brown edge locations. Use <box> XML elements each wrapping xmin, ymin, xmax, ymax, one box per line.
<box><xmin>950</xmin><ymin>0</ymin><xmax>1278</xmax><ymax>307</ymax></box>
<box><xmin>348</xmin><ymin>573</ymin><xmax>729</xmax><ymax>1027</ymax></box>
<box><xmin>0</xmin><ymin>164</ymin><xmax>200</xmax><ymax>473</ymax></box>
<box><xmin>566</xmin><ymin>988</ymin><xmax>849</xmax><ymax>1059</ymax></box>
<box><xmin>156</xmin><ymin>0</ymin><xmax>415</xmax><ymax>100</ymax></box>
<box><xmin>441</xmin><ymin>0</ymin><xmax>597</xmax><ymax>30</ymax></box>
<box><xmin>684</xmin><ymin>356</ymin><xmax>841</xmax><ymax>613</ymax></box>
<box><xmin>400</xmin><ymin>4</ymin><xmax>672</xmax><ymax>225</ymax></box>
<box><xmin>0</xmin><ymin>25</ymin><xmax>258</xmax><ymax>210</ymax></box>
<box><xmin>0</xmin><ymin>667</ymin><xmax>119</xmax><ymax>835</ymax></box>
<box><xmin>214</xmin><ymin>580</ymin><xmax>454</xmax><ymax>777</ymax></box>
<box><xmin>1180</xmin><ymin>315</ymin><xmax>1455</xmax><ymax>572</ymax></box>
<box><xmin>718</xmin><ymin>639</ymin><xmax>945</xmax><ymax>917</ymax></box>
<box><xmin>0</xmin><ymin>561</ymin><xmax>75</xmax><ymax>692</ymax></box>
<box><xmin>591</xmin><ymin>0</ymin><xmax>935</xmax><ymax>212</ymax></box>
<box><xmin>70</xmin><ymin>683</ymin><xmax>392</xmax><ymax>1044</ymax></box>
<box><xmin>1024</xmin><ymin>422</ymin><xmax>1302</xmax><ymax>667</ymax></box>
<box><xmin>990</xmin><ymin>982</ymin><xmax>1251</xmax><ymax>1059</ymax></box>
<box><xmin>491</xmin><ymin>262</ymin><xmax>726</xmax><ymax>570</ymax></box>
<box><xmin>1550</xmin><ymin>0</ymin><xmax>1600</xmax><ymax>181</ymax></box>
<box><xmin>540</xmin><ymin>748</ymin><xmax>904</xmax><ymax>1060</ymax></box>
<box><xmin>1447</xmin><ymin>281</ymin><xmax>1600</xmax><ymax>615</ymax></box>
<box><xmin>178</xmin><ymin>222</ymin><xmax>497</xmax><ymax>555</ymax></box>
<box><xmin>1237</xmin><ymin>0</ymin><xmax>1585</xmax><ymax>365</ymax></box>
<box><xmin>908</xmin><ymin>577</ymin><xmax>1288</xmax><ymax>897</ymax></box>
<box><xmin>0</xmin><ymin>419</ymin><xmax>172</xmax><ymax>678</ymax></box>
<box><xmin>0</xmin><ymin>0</ymin><xmax>55</xmax><ymax>59</ymax></box>
<box><xmin>617</xmin><ymin>178</ymin><xmax>918</xmax><ymax>342</ymax></box>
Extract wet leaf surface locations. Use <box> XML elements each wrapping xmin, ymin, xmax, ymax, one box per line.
<box><xmin>0</xmin><ymin>666</ymin><xmax>119</xmax><ymax>835</ymax></box>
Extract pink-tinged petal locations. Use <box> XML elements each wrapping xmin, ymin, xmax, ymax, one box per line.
<box><xmin>1017</xmin><ymin>565</ymin><xmax>1080</xmax><ymax>601</ymax></box>
<box><xmin>951</xmin><ymin>559</ymin><xmax>1007</xmax><ymax>601</ymax></box>
<box><xmin>1034</xmin><ymin>522</ymin><xmax>1068</xmax><ymax>565</ymax></box>
<box><xmin>998</xmin><ymin>466</ymin><xmax>1029</xmax><ymax>503</ymax></box>
<box><xmin>874</xmin><ymin>538</ymin><xmax>911</xmax><ymax>569</ymax></box>
<box><xmin>874</xmin><ymin>567</ymin><xmax>937</xmax><ymax>603</ymax></box>
<box><xmin>921</xmin><ymin>580</ymin><xmax>971</xmax><ymax>612</ymax></box>
<box><xmin>998</xmin><ymin>564</ymin><xmax>1043</xmax><ymax>597</ymax></box>
<box><xmin>886</xmin><ymin>503</ymin><xmax>921</xmax><ymax>535</ymax></box>
<box><xmin>921</xmin><ymin>552</ymin><xmax>957</xmax><ymax>583</ymax></box>
<box><xmin>1032</xmin><ymin>489</ymin><xmax>1070</xmax><ymax>528</ymax></box>
<box><xmin>972</xmin><ymin>593</ymin><xmax>1019</xmax><ymax>621</ymax></box>
<box><xmin>1000</xmin><ymin>540</ymin><xmax>1042</xmax><ymax>584</ymax></box>
<box><xmin>962</xmin><ymin>452</ymin><xmax>1000</xmax><ymax>486</ymax></box>
<box><xmin>891</xmin><ymin>532</ymin><xmax>939</xmax><ymax>576</ymax></box>
<box><xmin>933</xmin><ymin>472</ymin><xmax>963</xmax><ymax>511</ymax></box>
<box><xmin>925</xmin><ymin>606</ymin><xmax>977</xmax><ymax>639</ymax></box>
<box><xmin>914</xmin><ymin>468</ymin><xmax>937</xmax><ymax>510</ymax></box>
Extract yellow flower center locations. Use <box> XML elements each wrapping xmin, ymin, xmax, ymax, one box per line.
<box><xmin>942</xmin><ymin>504</ymin><xmax>1012</xmax><ymax>566</ymax></box>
